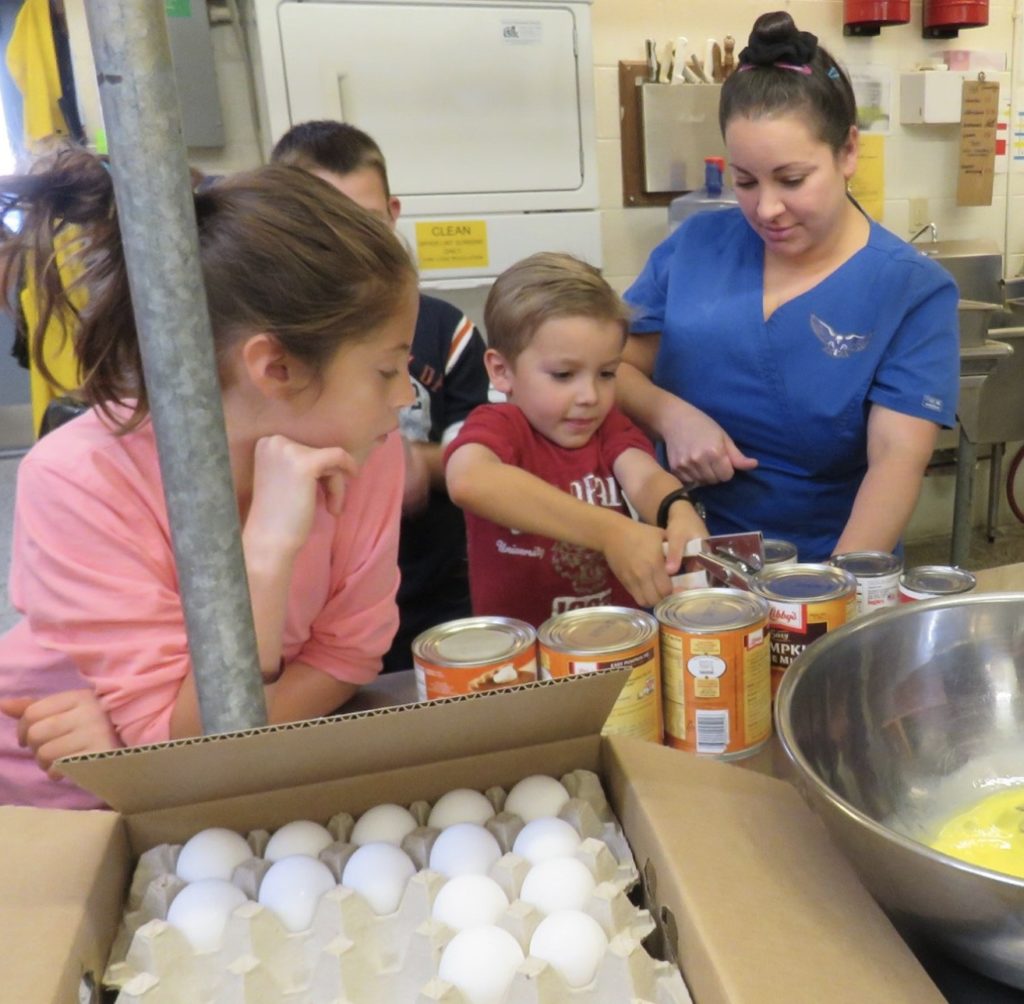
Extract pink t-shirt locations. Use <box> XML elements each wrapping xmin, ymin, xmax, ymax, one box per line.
<box><xmin>0</xmin><ymin>411</ymin><xmax>403</xmax><ymax>808</ymax></box>
<box><xmin>444</xmin><ymin>404</ymin><xmax>655</xmax><ymax>628</ymax></box>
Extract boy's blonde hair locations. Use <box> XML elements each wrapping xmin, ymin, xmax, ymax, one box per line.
<box><xmin>484</xmin><ymin>252</ymin><xmax>631</xmax><ymax>361</ymax></box>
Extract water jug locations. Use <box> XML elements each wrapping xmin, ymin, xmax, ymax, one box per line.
<box><xmin>667</xmin><ymin>157</ymin><xmax>738</xmax><ymax>233</ymax></box>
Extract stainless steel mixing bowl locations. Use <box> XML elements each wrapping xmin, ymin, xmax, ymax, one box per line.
<box><xmin>775</xmin><ymin>594</ymin><xmax>1024</xmax><ymax>987</ymax></box>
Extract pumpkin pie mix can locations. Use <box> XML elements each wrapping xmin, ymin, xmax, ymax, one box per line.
<box><xmin>413</xmin><ymin>617</ymin><xmax>537</xmax><ymax>700</ymax></box>
<box><xmin>752</xmin><ymin>563</ymin><xmax>857</xmax><ymax>699</ymax></box>
<box><xmin>538</xmin><ymin>606</ymin><xmax>662</xmax><ymax>743</ymax></box>
<box><xmin>655</xmin><ymin>588</ymin><xmax>771</xmax><ymax>760</ymax></box>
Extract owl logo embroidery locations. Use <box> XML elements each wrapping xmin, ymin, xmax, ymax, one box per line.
<box><xmin>810</xmin><ymin>315</ymin><xmax>870</xmax><ymax>358</ymax></box>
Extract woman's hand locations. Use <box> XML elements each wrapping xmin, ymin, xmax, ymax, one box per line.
<box><xmin>662</xmin><ymin>403</ymin><xmax>758</xmax><ymax>486</ymax></box>
<box><xmin>0</xmin><ymin>690</ymin><xmax>121</xmax><ymax>778</ymax></box>
<box><xmin>246</xmin><ymin>435</ymin><xmax>360</xmax><ymax>556</ymax></box>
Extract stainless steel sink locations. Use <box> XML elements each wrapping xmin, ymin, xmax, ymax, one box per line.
<box><xmin>917</xmin><ymin>239</ymin><xmax>1003</xmax><ymax>304</ymax></box>
<box><xmin>957</xmin><ymin>299</ymin><xmax>1004</xmax><ymax>349</ymax></box>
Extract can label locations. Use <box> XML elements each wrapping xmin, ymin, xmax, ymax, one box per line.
<box><xmin>830</xmin><ymin>552</ymin><xmax>902</xmax><ymax>617</ymax></box>
<box><xmin>413</xmin><ymin>618</ymin><xmax>538</xmax><ymax>699</ymax></box>
<box><xmin>854</xmin><ymin>572</ymin><xmax>901</xmax><ymax>614</ymax></box>
<box><xmin>539</xmin><ymin>608</ymin><xmax>661</xmax><ymax>743</ymax></box>
<box><xmin>765</xmin><ymin>595</ymin><xmax>854</xmax><ymax>697</ymax></box>
<box><xmin>656</xmin><ymin>590</ymin><xmax>771</xmax><ymax>759</ymax></box>
<box><xmin>753</xmin><ymin>564</ymin><xmax>857</xmax><ymax>699</ymax></box>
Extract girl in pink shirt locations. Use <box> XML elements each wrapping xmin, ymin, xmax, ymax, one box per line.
<box><xmin>0</xmin><ymin>150</ymin><xmax>419</xmax><ymax>807</ymax></box>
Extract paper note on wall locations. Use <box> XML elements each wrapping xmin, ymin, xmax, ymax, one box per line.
<box><xmin>849</xmin><ymin>134</ymin><xmax>884</xmax><ymax>221</ymax></box>
<box><xmin>957</xmin><ymin>79</ymin><xmax>999</xmax><ymax>206</ymax></box>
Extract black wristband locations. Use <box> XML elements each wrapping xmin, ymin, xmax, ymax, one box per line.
<box><xmin>656</xmin><ymin>487</ymin><xmax>692</xmax><ymax>529</ymax></box>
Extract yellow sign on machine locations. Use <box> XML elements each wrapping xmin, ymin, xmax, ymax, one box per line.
<box><xmin>415</xmin><ymin>220</ymin><xmax>489</xmax><ymax>270</ymax></box>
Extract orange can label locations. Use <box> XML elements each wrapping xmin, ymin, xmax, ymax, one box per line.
<box><xmin>540</xmin><ymin>641</ymin><xmax>662</xmax><ymax>743</ymax></box>
<box><xmin>412</xmin><ymin>617</ymin><xmax>538</xmax><ymax>699</ymax></box>
<box><xmin>415</xmin><ymin>647</ymin><xmax>537</xmax><ymax>698</ymax></box>
<box><xmin>660</xmin><ymin>617</ymin><xmax>771</xmax><ymax>757</ymax></box>
<box><xmin>766</xmin><ymin>595</ymin><xmax>854</xmax><ymax>698</ymax></box>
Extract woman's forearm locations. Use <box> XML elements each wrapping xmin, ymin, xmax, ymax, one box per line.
<box><xmin>834</xmin><ymin>407</ymin><xmax>938</xmax><ymax>555</ymax></box>
<box><xmin>616</xmin><ymin>361</ymin><xmax>697</xmax><ymax>441</ymax></box>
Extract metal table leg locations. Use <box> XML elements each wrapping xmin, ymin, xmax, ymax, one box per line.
<box><xmin>952</xmin><ymin>428</ymin><xmax>977</xmax><ymax>567</ymax></box>
<box><xmin>987</xmin><ymin>442</ymin><xmax>1004</xmax><ymax>542</ymax></box>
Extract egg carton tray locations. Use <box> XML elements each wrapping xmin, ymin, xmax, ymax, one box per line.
<box><xmin>106</xmin><ymin>771</ymin><xmax>691</xmax><ymax>1004</ymax></box>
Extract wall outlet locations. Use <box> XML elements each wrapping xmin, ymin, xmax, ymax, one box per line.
<box><xmin>909</xmin><ymin>197</ymin><xmax>931</xmax><ymax>236</ymax></box>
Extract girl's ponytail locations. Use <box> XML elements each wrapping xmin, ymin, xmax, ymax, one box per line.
<box><xmin>0</xmin><ymin>146</ymin><xmax>143</xmax><ymax>428</ymax></box>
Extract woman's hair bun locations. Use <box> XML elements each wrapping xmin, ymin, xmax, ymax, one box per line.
<box><xmin>738</xmin><ymin>10</ymin><xmax>818</xmax><ymax>68</ymax></box>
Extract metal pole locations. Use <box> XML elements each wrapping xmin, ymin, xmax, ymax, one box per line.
<box><xmin>987</xmin><ymin>442</ymin><xmax>1004</xmax><ymax>543</ymax></box>
<box><xmin>951</xmin><ymin>429</ymin><xmax>976</xmax><ymax>568</ymax></box>
<box><xmin>83</xmin><ymin>0</ymin><xmax>267</xmax><ymax>733</ymax></box>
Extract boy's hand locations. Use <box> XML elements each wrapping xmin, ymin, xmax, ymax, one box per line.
<box><xmin>664</xmin><ymin>501</ymin><xmax>709</xmax><ymax>576</ymax></box>
<box><xmin>602</xmin><ymin>521</ymin><xmax>675</xmax><ymax>608</ymax></box>
<box><xmin>0</xmin><ymin>690</ymin><xmax>122</xmax><ymax>778</ymax></box>
<box><xmin>402</xmin><ymin>439</ymin><xmax>432</xmax><ymax>515</ymax></box>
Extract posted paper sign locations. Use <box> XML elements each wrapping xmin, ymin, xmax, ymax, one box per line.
<box><xmin>850</xmin><ymin>134</ymin><xmax>885</xmax><ymax>221</ymax></box>
<box><xmin>958</xmin><ymin>80</ymin><xmax>999</xmax><ymax>206</ymax></box>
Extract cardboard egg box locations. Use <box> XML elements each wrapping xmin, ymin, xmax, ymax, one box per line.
<box><xmin>105</xmin><ymin>771</ymin><xmax>684</xmax><ymax>1002</ymax></box>
<box><xmin>1</xmin><ymin>670</ymin><xmax>945</xmax><ymax>1004</ymax></box>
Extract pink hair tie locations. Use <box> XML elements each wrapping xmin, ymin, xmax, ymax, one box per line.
<box><xmin>738</xmin><ymin>61</ymin><xmax>812</xmax><ymax>75</ymax></box>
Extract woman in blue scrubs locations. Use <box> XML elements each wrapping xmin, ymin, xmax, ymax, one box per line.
<box><xmin>619</xmin><ymin>11</ymin><xmax>959</xmax><ymax>562</ymax></box>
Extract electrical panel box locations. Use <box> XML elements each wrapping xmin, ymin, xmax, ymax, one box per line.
<box><xmin>65</xmin><ymin>0</ymin><xmax>224</xmax><ymax>149</ymax></box>
<box><xmin>245</xmin><ymin>0</ymin><xmax>601</xmax><ymax>281</ymax></box>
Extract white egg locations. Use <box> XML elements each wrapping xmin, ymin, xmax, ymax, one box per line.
<box><xmin>519</xmin><ymin>857</ymin><xmax>595</xmax><ymax>915</ymax></box>
<box><xmin>264</xmin><ymin>819</ymin><xmax>333</xmax><ymax>862</ymax></box>
<box><xmin>512</xmin><ymin>817</ymin><xmax>582</xmax><ymax>864</ymax></box>
<box><xmin>431</xmin><ymin>874</ymin><xmax>510</xmax><ymax>932</ymax></box>
<box><xmin>258</xmin><ymin>855</ymin><xmax>336</xmax><ymax>932</ymax></box>
<box><xmin>429</xmin><ymin>823</ymin><xmax>502</xmax><ymax>878</ymax></box>
<box><xmin>165</xmin><ymin>878</ymin><xmax>248</xmax><ymax>953</ymax></box>
<box><xmin>529</xmin><ymin>910</ymin><xmax>608</xmax><ymax>988</ymax></box>
<box><xmin>438</xmin><ymin>925</ymin><xmax>525</xmax><ymax>1004</ymax></box>
<box><xmin>341</xmin><ymin>842</ymin><xmax>417</xmax><ymax>915</ymax></box>
<box><xmin>504</xmin><ymin>775</ymin><xmax>570</xmax><ymax>822</ymax></box>
<box><xmin>350</xmin><ymin>803</ymin><xmax>418</xmax><ymax>846</ymax></box>
<box><xmin>428</xmin><ymin>788</ymin><xmax>495</xmax><ymax>829</ymax></box>
<box><xmin>175</xmin><ymin>827</ymin><xmax>252</xmax><ymax>882</ymax></box>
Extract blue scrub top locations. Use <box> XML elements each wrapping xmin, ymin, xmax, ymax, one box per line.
<box><xmin>625</xmin><ymin>208</ymin><xmax>959</xmax><ymax>562</ymax></box>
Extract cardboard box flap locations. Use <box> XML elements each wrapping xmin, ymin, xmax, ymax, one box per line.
<box><xmin>602</xmin><ymin>737</ymin><xmax>945</xmax><ymax>1004</ymax></box>
<box><xmin>60</xmin><ymin>670</ymin><xmax>628</xmax><ymax>816</ymax></box>
<box><xmin>0</xmin><ymin>806</ymin><xmax>129</xmax><ymax>1004</ymax></box>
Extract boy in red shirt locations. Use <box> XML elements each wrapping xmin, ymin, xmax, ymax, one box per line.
<box><xmin>445</xmin><ymin>253</ymin><xmax>707</xmax><ymax>627</ymax></box>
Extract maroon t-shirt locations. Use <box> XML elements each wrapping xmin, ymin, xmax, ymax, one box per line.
<box><xmin>444</xmin><ymin>404</ymin><xmax>655</xmax><ymax>627</ymax></box>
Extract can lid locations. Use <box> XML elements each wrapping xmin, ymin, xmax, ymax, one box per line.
<box><xmin>752</xmin><ymin>563</ymin><xmax>856</xmax><ymax>601</ymax></box>
<box><xmin>830</xmin><ymin>551</ymin><xmax>902</xmax><ymax>577</ymax></box>
<box><xmin>900</xmin><ymin>565</ymin><xmax>978</xmax><ymax>594</ymax></box>
<box><xmin>655</xmin><ymin>588</ymin><xmax>768</xmax><ymax>632</ymax></box>
<box><xmin>538</xmin><ymin>606</ymin><xmax>657</xmax><ymax>652</ymax></box>
<box><xmin>763</xmin><ymin>538</ymin><xmax>798</xmax><ymax>564</ymax></box>
<box><xmin>413</xmin><ymin>617</ymin><xmax>536</xmax><ymax>666</ymax></box>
